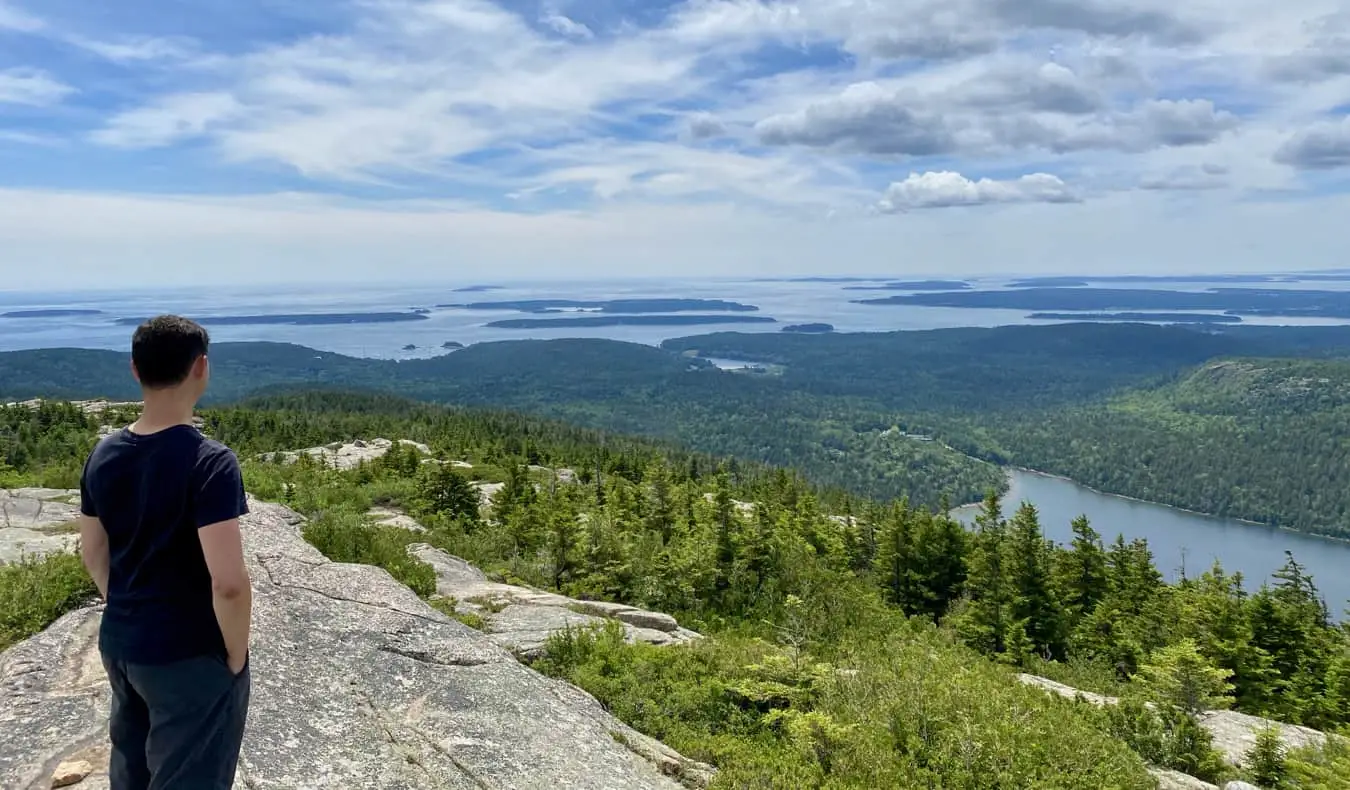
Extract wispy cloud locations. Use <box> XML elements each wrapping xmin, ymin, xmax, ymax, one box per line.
<box><xmin>0</xmin><ymin>67</ymin><xmax>73</xmax><ymax>106</ymax></box>
<box><xmin>0</xmin><ymin>1</ymin><xmax>42</xmax><ymax>33</ymax></box>
<box><xmin>0</xmin><ymin>0</ymin><xmax>1345</xmax><ymax>285</ymax></box>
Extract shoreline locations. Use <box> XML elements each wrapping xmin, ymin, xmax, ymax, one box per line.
<box><xmin>952</xmin><ymin>465</ymin><xmax>1350</xmax><ymax>547</ymax></box>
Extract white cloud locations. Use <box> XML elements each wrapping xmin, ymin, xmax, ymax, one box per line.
<box><xmin>755</xmin><ymin>82</ymin><xmax>957</xmax><ymax>155</ymax></box>
<box><xmin>878</xmin><ymin>171</ymin><xmax>1080</xmax><ymax>211</ymax></box>
<box><xmin>1138</xmin><ymin>163</ymin><xmax>1229</xmax><ymax>190</ymax></box>
<box><xmin>65</xmin><ymin>35</ymin><xmax>198</xmax><ymax>63</ymax></box>
<box><xmin>0</xmin><ymin>1</ymin><xmax>42</xmax><ymax>32</ymax></box>
<box><xmin>0</xmin><ymin>67</ymin><xmax>73</xmax><ymax>106</ymax></box>
<box><xmin>542</xmin><ymin>13</ymin><xmax>593</xmax><ymax>39</ymax></box>
<box><xmin>5</xmin><ymin>186</ymin><xmax>1347</xmax><ymax>290</ymax></box>
<box><xmin>2</xmin><ymin>0</ymin><xmax>1348</xmax><ymax>284</ymax></box>
<box><xmin>91</xmin><ymin>92</ymin><xmax>242</xmax><ymax>148</ymax></box>
<box><xmin>1275</xmin><ymin>117</ymin><xmax>1350</xmax><ymax>169</ymax></box>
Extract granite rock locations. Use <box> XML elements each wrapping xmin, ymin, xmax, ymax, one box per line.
<box><xmin>408</xmin><ymin>544</ymin><xmax>701</xmax><ymax>659</ymax></box>
<box><xmin>0</xmin><ymin>498</ymin><xmax>712</xmax><ymax>789</ymax></box>
<box><xmin>0</xmin><ymin>489</ymin><xmax>82</xmax><ymax>564</ymax></box>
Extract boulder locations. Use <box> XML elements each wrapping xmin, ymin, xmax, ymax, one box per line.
<box><xmin>0</xmin><ymin>488</ymin><xmax>82</xmax><ymax>564</ymax></box>
<box><xmin>366</xmin><ymin>506</ymin><xmax>426</xmax><ymax>533</ymax></box>
<box><xmin>1198</xmin><ymin>709</ymin><xmax>1327</xmax><ymax>767</ymax></box>
<box><xmin>1017</xmin><ymin>673</ymin><xmax>1333</xmax><ymax>767</ymax></box>
<box><xmin>1150</xmin><ymin>769</ymin><xmax>1217</xmax><ymax>789</ymax></box>
<box><xmin>408</xmin><ymin>544</ymin><xmax>701</xmax><ymax>659</ymax></box>
<box><xmin>1</xmin><ymin>499</ymin><xmax>712</xmax><ymax>789</ymax></box>
<box><xmin>257</xmin><ymin>438</ymin><xmax>431</xmax><ymax>470</ymax></box>
<box><xmin>1222</xmin><ymin>783</ymin><xmax>1261</xmax><ymax>790</ymax></box>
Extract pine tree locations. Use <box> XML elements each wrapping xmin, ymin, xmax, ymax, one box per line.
<box><xmin>1008</xmin><ymin>502</ymin><xmax>1064</xmax><ymax>659</ymax></box>
<box><xmin>873</xmin><ymin>499</ymin><xmax>917</xmax><ymax>614</ymax></box>
<box><xmin>1056</xmin><ymin>515</ymin><xmax>1108</xmax><ymax>626</ymax></box>
<box><xmin>548</xmin><ymin>493</ymin><xmax>581</xmax><ymax>591</ymax></box>
<box><xmin>1244</xmin><ymin>725</ymin><xmax>1288</xmax><ymax>789</ymax></box>
<box><xmin>910</xmin><ymin>508</ymin><xmax>968</xmax><ymax>619</ymax></box>
<box><xmin>1137</xmin><ymin>639</ymin><xmax>1236</xmax><ymax>716</ymax></box>
<box><xmin>712</xmin><ymin>474</ymin><xmax>739</xmax><ymax>599</ymax></box>
<box><xmin>957</xmin><ymin>491</ymin><xmax>1014</xmax><ymax>655</ymax></box>
<box><xmin>417</xmin><ymin>463</ymin><xmax>480</xmax><ymax>526</ymax></box>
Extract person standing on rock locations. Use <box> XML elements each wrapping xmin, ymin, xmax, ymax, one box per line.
<box><xmin>77</xmin><ymin>314</ymin><xmax>253</xmax><ymax>790</ymax></box>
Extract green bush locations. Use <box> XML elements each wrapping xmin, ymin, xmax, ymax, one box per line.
<box><xmin>535</xmin><ymin>618</ymin><xmax>1158</xmax><ymax>790</ymax></box>
<box><xmin>0</xmin><ymin>551</ymin><xmax>98</xmax><ymax>650</ymax></box>
<box><xmin>1286</xmin><ymin>735</ymin><xmax>1350</xmax><ymax>789</ymax></box>
<box><xmin>301</xmin><ymin>511</ymin><xmax>436</xmax><ymax>598</ymax></box>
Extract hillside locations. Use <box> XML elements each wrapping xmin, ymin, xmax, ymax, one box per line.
<box><xmin>955</xmin><ymin>359</ymin><xmax>1350</xmax><ymax>536</ymax></box>
<box><xmin>6</xmin><ymin>323</ymin><xmax>1350</xmax><ymax>534</ymax></box>
<box><xmin>3</xmin><ymin>393</ymin><xmax>1348</xmax><ymax>788</ymax></box>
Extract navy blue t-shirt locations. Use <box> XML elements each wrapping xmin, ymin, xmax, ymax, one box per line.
<box><xmin>80</xmin><ymin>424</ymin><xmax>249</xmax><ymax>664</ymax></box>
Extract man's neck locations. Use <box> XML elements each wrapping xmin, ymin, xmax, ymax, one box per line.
<box><xmin>132</xmin><ymin>394</ymin><xmax>196</xmax><ymax>435</ymax></box>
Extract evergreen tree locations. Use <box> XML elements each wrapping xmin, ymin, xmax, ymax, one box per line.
<box><xmin>417</xmin><ymin>463</ymin><xmax>480</xmax><ymax>526</ymax></box>
<box><xmin>1137</xmin><ymin>639</ymin><xmax>1235</xmax><ymax>716</ymax></box>
<box><xmin>1244</xmin><ymin>725</ymin><xmax>1288</xmax><ymax>789</ymax></box>
<box><xmin>1008</xmin><ymin>502</ymin><xmax>1064</xmax><ymax>659</ymax></box>
<box><xmin>957</xmin><ymin>491</ymin><xmax>1014</xmax><ymax>655</ymax></box>
<box><xmin>1056</xmin><ymin>515</ymin><xmax>1108</xmax><ymax>627</ymax></box>
<box><xmin>910</xmin><ymin>508</ymin><xmax>968</xmax><ymax>619</ymax></box>
<box><xmin>873</xmin><ymin>499</ymin><xmax>918</xmax><ymax>614</ymax></box>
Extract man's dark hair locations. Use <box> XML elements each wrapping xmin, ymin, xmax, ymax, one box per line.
<box><xmin>132</xmin><ymin>315</ymin><xmax>210</xmax><ymax>389</ymax></box>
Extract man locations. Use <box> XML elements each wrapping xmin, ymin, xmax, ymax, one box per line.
<box><xmin>78</xmin><ymin>315</ymin><xmax>253</xmax><ymax>790</ymax></box>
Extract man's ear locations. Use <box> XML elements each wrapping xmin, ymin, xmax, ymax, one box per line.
<box><xmin>129</xmin><ymin>359</ymin><xmax>142</xmax><ymax>385</ymax></box>
<box><xmin>194</xmin><ymin>354</ymin><xmax>210</xmax><ymax>380</ymax></box>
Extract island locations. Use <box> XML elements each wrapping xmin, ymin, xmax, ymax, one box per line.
<box><xmin>451</xmin><ymin>285</ymin><xmax>504</xmax><ymax>293</ymax></box>
<box><xmin>1009</xmin><ymin>274</ymin><xmax>1280</xmax><ymax>287</ymax></box>
<box><xmin>1028</xmin><ymin>312</ymin><xmax>1243</xmax><ymax>324</ymax></box>
<box><xmin>442</xmin><ymin>341</ymin><xmax>465</xmax><ymax>350</ymax></box>
<box><xmin>781</xmin><ymin>323</ymin><xmax>835</xmax><ymax>333</ymax></box>
<box><xmin>854</xmin><ymin>287</ymin><xmax>1350</xmax><ymax>318</ymax></box>
<box><xmin>843</xmin><ymin>280</ymin><xmax>971</xmax><ymax>291</ymax></box>
<box><xmin>403</xmin><ymin>344</ymin><xmax>418</xmax><ymax>351</ymax></box>
<box><xmin>2</xmin><ymin>309</ymin><xmax>104</xmax><ymax>318</ymax></box>
<box><xmin>486</xmin><ymin>315</ymin><xmax>778</xmax><ymax>329</ymax></box>
<box><xmin>443</xmin><ymin>299</ymin><xmax>760</xmax><ymax>314</ymax></box>
<box><xmin>113</xmin><ymin>312</ymin><xmax>430</xmax><ymax>327</ymax></box>
<box><xmin>1008</xmin><ymin>278</ymin><xmax>1091</xmax><ymax>288</ymax></box>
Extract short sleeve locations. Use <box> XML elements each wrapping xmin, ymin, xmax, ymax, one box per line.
<box><xmin>79</xmin><ymin>454</ymin><xmax>98</xmax><ymax>518</ymax></box>
<box><xmin>195</xmin><ymin>449</ymin><xmax>250</xmax><ymax>528</ymax></box>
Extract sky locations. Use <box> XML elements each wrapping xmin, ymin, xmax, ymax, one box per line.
<box><xmin>0</xmin><ymin>0</ymin><xmax>1348</xmax><ymax>288</ymax></box>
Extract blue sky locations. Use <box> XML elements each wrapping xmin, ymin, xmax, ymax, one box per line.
<box><xmin>1</xmin><ymin>0</ymin><xmax>1348</xmax><ymax>287</ymax></box>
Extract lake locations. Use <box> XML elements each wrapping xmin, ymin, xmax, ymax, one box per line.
<box><xmin>954</xmin><ymin>469</ymin><xmax>1350</xmax><ymax>617</ymax></box>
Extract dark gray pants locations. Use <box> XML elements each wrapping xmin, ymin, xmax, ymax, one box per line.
<box><xmin>102</xmin><ymin>652</ymin><xmax>250</xmax><ymax>790</ymax></box>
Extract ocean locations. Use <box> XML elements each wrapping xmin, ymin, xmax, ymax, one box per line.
<box><xmin>2</xmin><ymin>276</ymin><xmax>1349</xmax><ymax>357</ymax></box>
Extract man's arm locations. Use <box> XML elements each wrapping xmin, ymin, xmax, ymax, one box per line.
<box><xmin>199</xmin><ymin>518</ymin><xmax>252</xmax><ymax>675</ymax></box>
<box><xmin>78</xmin><ymin>515</ymin><xmax>110</xmax><ymax>599</ymax></box>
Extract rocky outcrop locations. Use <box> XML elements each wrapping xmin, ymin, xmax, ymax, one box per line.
<box><xmin>1017</xmin><ymin>674</ymin><xmax>1331</xmax><ymax>766</ymax></box>
<box><xmin>1198</xmin><ymin>708</ymin><xmax>1327</xmax><ymax>767</ymax></box>
<box><xmin>258</xmin><ymin>438</ymin><xmax>431</xmax><ymax>470</ymax></box>
<box><xmin>409</xmin><ymin>546</ymin><xmax>701</xmax><ymax>661</ymax></box>
<box><xmin>0</xmin><ymin>488</ymin><xmax>82</xmax><ymax>564</ymax></box>
<box><xmin>1</xmin><ymin>498</ymin><xmax>713</xmax><ymax>789</ymax></box>
<box><xmin>1150</xmin><ymin>769</ymin><xmax>1217</xmax><ymax>789</ymax></box>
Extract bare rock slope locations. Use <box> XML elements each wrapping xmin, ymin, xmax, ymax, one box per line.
<box><xmin>410</xmin><ymin>545</ymin><xmax>701</xmax><ymax>660</ymax></box>
<box><xmin>0</xmin><ymin>488</ymin><xmax>82</xmax><ymax>563</ymax></box>
<box><xmin>1018</xmin><ymin>673</ymin><xmax>1330</xmax><ymax>766</ymax></box>
<box><xmin>0</xmin><ymin>498</ymin><xmax>712</xmax><ymax>790</ymax></box>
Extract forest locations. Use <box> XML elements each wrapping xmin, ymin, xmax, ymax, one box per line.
<box><xmin>4</xmin><ymin>322</ymin><xmax>1350</xmax><ymax>535</ymax></box>
<box><xmin>2</xmin><ymin>392</ymin><xmax>1348</xmax><ymax>787</ymax></box>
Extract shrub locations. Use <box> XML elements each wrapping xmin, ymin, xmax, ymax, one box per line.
<box><xmin>0</xmin><ymin>551</ymin><xmax>98</xmax><ymax>650</ymax></box>
<box><xmin>301</xmin><ymin>511</ymin><xmax>436</xmax><ymax>598</ymax></box>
